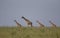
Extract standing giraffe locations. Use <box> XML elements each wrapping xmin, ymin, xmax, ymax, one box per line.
<box><xmin>14</xmin><ymin>20</ymin><xmax>22</xmax><ymax>28</ymax></box>
<box><xmin>21</xmin><ymin>16</ymin><xmax>32</xmax><ymax>27</ymax></box>
<box><xmin>49</xmin><ymin>20</ymin><xmax>57</xmax><ymax>28</ymax></box>
<box><xmin>36</xmin><ymin>20</ymin><xmax>45</xmax><ymax>28</ymax></box>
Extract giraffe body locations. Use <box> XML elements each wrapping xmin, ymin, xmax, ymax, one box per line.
<box><xmin>14</xmin><ymin>20</ymin><xmax>22</xmax><ymax>27</ymax></box>
<box><xmin>49</xmin><ymin>21</ymin><xmax>57</xmax><ymax>28</ymax></box>
<box><xmin>36</xmin><ymin>20</ymin><xmax>45</xmax><ymax>28</ymax></box>
<box><xmin>21</xmin><ymin>16</ymin><xmax>32</xmax><ymax>27</ymax></box>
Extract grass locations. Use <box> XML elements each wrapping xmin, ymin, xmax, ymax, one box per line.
<box><xmin>0</xmin><ymin>27</ymin><xmax>60</xmax><ymax>38</ymax></box>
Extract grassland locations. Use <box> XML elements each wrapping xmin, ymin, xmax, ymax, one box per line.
<box><xmin>0</xmin><ymin>27</ymin><xmax>60</xmax><ymax>38</ymax></box>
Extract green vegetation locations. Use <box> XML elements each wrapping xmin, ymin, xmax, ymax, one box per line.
<box><xmin>0</xmin><ymin>27</ymin><xmax>60</xmax><ymax>38</ymax></box>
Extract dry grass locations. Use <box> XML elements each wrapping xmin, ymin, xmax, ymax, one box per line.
<box><xmin>0</xmin><ymin>27</ymin><xmax>60</xmax><ymax>38</ymax></box>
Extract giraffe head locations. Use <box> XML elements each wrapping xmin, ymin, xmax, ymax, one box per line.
<box><xmin>49</xmin><ymin>20</ymin><xmax>52</xmax><ymax>23</ymax></box>
<box><xmin>36</xmin><ymin>20</ymin><xmax>39</xmax><ymax>23</ymax></box>
<box><xmin>21</xmin><ymin>16</ymin><xmax>26</xmax><ymax>19</ymax></box>
<box><xmin>14</xmin><ymin>20</ymin><xmax>16</xmax><ymax>22</ymax></box>
<box><xmin>21</xmin><ymin>16</ymin><xmax>24</xmax><ymax>18</ymax></box>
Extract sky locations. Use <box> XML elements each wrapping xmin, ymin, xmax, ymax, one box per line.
<box><xmin>0</xmin><ymin>0</ymin><xmax>60</xmax><ymax>27</ymax></box>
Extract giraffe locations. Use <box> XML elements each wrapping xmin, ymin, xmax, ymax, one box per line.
<box><xmin>21</xmin><ymin>16</ymin><xmax>32</xmax><ymax>27</ymax></box>
<box><xmin>36</xmin><ymin>20</ymin><xmax>45</xmax><ymax>28</ymax></box>
<box><xmin>14</xmin><ymin>20</ymin><xmax>22</xmax><ymax>28</ymax></box>
<box><xmin>49</xmin><ymin>20</ymin><xmax>57</xmax><ymax>28</ymax></box>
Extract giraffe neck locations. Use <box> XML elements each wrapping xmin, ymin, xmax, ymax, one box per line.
<box><xmin>15</xmin><ymin>21</ymin><xmax>19</xmax><ymax>24</ymax></box>
<box><xmin>14</xmin><ymin>20</ymin><xmax>18</xmax><ymax>24</ymax></box>
<box><xmin>39</xmin><ymin>23</ymin><xmax>44</xmax><ymax>26</ymax></box>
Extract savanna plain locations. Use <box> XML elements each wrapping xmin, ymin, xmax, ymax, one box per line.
<box><xmin>0</xmin><ymin>27</ymin><xmax>60</xmax><ymax>38</ymax></box>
